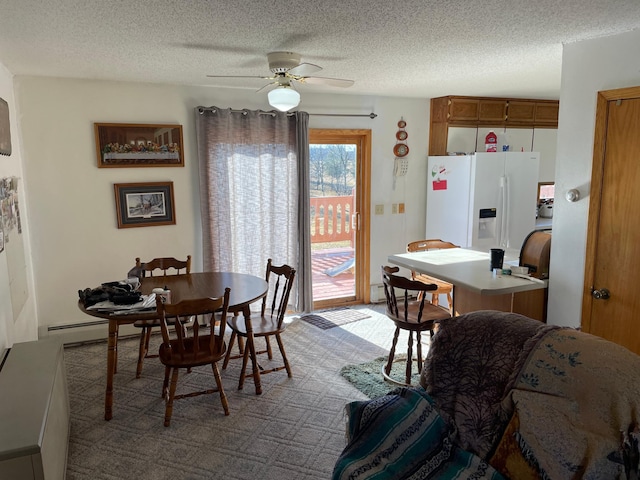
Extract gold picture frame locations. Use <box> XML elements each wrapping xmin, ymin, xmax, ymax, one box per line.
<box><xmin>114</xmin><ymin>182</ymin><xmax>176</xmax><ymax>228</ymax></box>
<box><xmin>95</xmin><ymin>123</ymin><xmax>184</xmax><ymax>168</ymax></box>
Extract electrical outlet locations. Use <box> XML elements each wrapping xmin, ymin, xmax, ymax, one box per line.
<box><xmin>375</xmin><ymin>204</ymin><xmax>384</xmax><ymax>215</ymax></box>
<box><xmin>392</xmin><ymin>203</ymin><xmax>398</xmax><ymax>214</ymax></box>
<box><xmin>398</xmin><ymin>203</ymin><xmax>405</xmax><ymax>214</ymax></box>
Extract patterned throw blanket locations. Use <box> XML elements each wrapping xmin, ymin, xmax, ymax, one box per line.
<box><xmin>334</xmin><ymin>312</ymin><xmax>640</xmax><ymax>479</ymax></box>
<box><xmin>490</xmin><ymin>328</ymin><xmax>640</xmax><ymax>479</ymax></box>
<box><xmin>332</xmin><ymin>387</ymin><xmax>505</xmax><ymax>480</ymax></box>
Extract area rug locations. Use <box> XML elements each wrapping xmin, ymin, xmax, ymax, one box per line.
<box><xmin>340</xmin><ymin>355</ymin><xmax>423</xmax><ymax>398</ymax></box>
<box><xmin>300</xmin><ymin>307</ymin><xmax>370</xmax><ymax>330</ymax></box>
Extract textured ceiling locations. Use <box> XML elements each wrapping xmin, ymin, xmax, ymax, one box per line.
<box><xmin>1</xmin><ymin>0</ymin><xmax>639</xmax><ymax>100</ymax></box>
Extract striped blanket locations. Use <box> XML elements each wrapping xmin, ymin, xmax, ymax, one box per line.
<box><xmin>332</xmin><ymin>387</ymin><xmax>505</xmax><ymax>480</ymax></box>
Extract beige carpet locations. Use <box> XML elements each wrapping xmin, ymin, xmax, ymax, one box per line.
<box><xmin>64</xmin><ymin>304</ymin><xmax>415</xmax><ymax>480</ymax></box>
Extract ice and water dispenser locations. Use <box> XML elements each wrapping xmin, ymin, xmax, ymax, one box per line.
<box><xmin>478</xmin><ymin>208</ymin><xmax>498</xmax><ymax>242</ymax></box>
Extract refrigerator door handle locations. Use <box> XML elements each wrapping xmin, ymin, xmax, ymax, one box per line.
<box><xmin>499</xmin><ymin>175</ymin><xmax>509</xmax><ymax>248</ymax></box>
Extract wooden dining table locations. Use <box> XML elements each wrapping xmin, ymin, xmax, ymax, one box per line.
<box><xmin>78</xmin><ymin>272</ymin><xmax>269</xmax><ymax>420</ymax></box>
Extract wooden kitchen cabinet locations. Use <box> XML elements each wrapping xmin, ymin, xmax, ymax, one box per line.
<box><xmin>507</xmin><ymin>100</ymin><xmax>559</xmax><ymax>125</ymax></box>
<box><xmin>429</xmin><ymin>95</ymin><xmax>559</xmax><ymax>155</ymax></box>
<box><xmin>506</xmin><ymin>101</ymin><xmax>536</xmax><ymax>123</ymax></box>
<box><xmin>479</xmin><ymin>100</ymin><xmax>508</xmax><ymax>122</ymax></box>
<box><xmin>449</xmin><ymin>97</ymin><xmax>479</xmax><ymax>121</ymax></box>
<box><xmin>534</xmin><ymin>102</ymin><xmax>560</xmax><ymax>124</ymax></box>
<box><xmin>448</xmin><ymin>97</ymin><xmax>507</xmax><ymax>123</ymax></box>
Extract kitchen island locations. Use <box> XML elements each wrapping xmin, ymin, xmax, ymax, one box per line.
<box><xmin>388</xmin><ymin>248</ymin><xmax>548</xmax><ymax>322</ymax></box>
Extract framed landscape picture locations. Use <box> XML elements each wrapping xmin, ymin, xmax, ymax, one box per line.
<box><xmin>114</xmin><ymin>182</ymin><xmax>176</xmax><ymax>228</ymax></box>
<box><xmin>95</xmin><ymin>123</ymin><xmax>184</xmax><ymax>168</ymax></box>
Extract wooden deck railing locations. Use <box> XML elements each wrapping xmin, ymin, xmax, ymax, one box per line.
<box><xmin>310</xmin><ymin>195</ymin><xmax>354</xmax><ymax>246</ymax></box>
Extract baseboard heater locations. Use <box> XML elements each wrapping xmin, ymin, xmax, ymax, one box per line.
<box><xmin>41</xmin><ymin>319</ymin><xmax>140</xmax><ymax>345</ymax></box>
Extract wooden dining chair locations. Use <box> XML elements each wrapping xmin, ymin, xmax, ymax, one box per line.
<box><xmin>156</xmin><ymin>289</ymin><xmax>231</xmax><ymax>426</ymax></box>
<box><xmin>222</xmin><ymin>259</ymin><xmax>296</xmax><ymax>390</ymax></box>
<box><xmin>381</xmin><ymin>265</ymin><xmax>451</xmax><ymax>386</ymax></box>
<box><xmin>407</xmin><ymin>239</ymin><xmax>458</xmax><ymax>314</ymax></box>
<box><xmin>132</xmin><ymin>255</ymin><xmax>192</xmax><ymax>378</ymax></box>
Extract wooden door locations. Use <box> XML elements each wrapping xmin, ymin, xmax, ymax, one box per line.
<box><xmin>582</xmin><ymin>87</ymin><xmax>640</xmax><ymax>354</ymax></box>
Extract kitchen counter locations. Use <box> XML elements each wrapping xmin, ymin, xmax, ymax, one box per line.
<box><xmin>388</xmin><ymin>248</ymin><xmax>548</xmax><ymax>321</ymax></box>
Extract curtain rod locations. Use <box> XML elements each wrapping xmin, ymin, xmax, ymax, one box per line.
<box><xmin>197</xmin><ymin>107</ymin><xmax>377</xmax><ymax>119</ymax></box>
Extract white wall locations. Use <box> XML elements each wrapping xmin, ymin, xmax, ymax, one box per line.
<box><xmin>547</xmin><ymin>28</ymin><xmax>640</xmax><ymax>327</ymax></box>
<box><xmin>13</xmin><ymin>76</ymin><xmax>429</xmax><ymax>333</ymax></box>
<box><xmin>0</xmin><ymin>63</ymin><xmax>37</xmax><ymax>351</ymax></box>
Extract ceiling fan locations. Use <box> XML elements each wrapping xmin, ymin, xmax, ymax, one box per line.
<box><xmin>206</xmin><ymin>51</ymin><xmax>354</xmax><ymax>111</ymax></box>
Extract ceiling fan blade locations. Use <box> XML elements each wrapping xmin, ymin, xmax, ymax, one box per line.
<box><xmin>299</xmin><ymin>76</ymin><xmax>355</xmax><ymax>88</ymax></box>
<box><xmin>288</xmin><ymin>62</ymin><xmax>322</xmax><ymax>77</ymax></box>
<box><xmin>255</xmin><ymin>81</ymin><xmax>280</xmax><ymax>93</ymax></box>
<box><xmin>206</xmin><ymin>75</ymin><xmax>275</xmax><ymax>80</ymax></box>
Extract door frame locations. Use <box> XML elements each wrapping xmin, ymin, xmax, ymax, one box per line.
<box><xmin>309</xmin><ymin>129</ymin><xmax>371</xmax><ymax>309</ymax></box>
<box><xmin>581</xmin><ymin>86</ymin><xmax>640</xmax><ymax>332</ymax></box>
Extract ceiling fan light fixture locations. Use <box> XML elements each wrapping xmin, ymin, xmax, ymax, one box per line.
<box><xmin>268</xmin><ymin>86</ymin><xmax>300</xmax><ymax>112</ymax></box>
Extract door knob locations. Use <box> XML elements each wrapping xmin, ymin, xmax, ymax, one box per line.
<box><xmin>591</xmin><ymin>288</ymin><xmax>610</xmax><ymax>300</ymax></box>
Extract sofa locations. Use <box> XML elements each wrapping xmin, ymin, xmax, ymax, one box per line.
<box><xmin>333</xmin><ymin>310</ymin><xmax>640</xmax><ymax>479</ymax></box>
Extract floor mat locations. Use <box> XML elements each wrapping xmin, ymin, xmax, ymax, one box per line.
<box><xmin>300</xmin><ymin>307</ymin><xmax>370</xmax><ymax>330</ymax></box>
<box><xmin>340</xmin><ymin>355</ymin><xmax>422</xmax><ymax>398</ymax></box>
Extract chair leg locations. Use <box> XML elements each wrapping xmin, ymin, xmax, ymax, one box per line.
<box><xmin>211</xmin><ymin>362</ymin><xmax>230</xmax><ymax>416</ymax></box>
<box><xmin>162</xmin><ymin>365</ymin><xmax>170</xmax><ymax>398</ymax></box>
<box><xmin>136</xmin><ymin>328</ymin><xmax>151</xmax><ymax>379</ymax></box>
<box><xmin>164</xmin><ymin>367</ymin><xmax>179</xmax><ymax>427</ymax></box>
<box><xmin>222</xmin><ymin>331</ymin><xmax>237</xmax><ymax>369</ymax></box>
<box><xmin>446</xmin><ymin>292</ymin><xmax>453</xmax><ymax>314</ymax></box>
<box><xmin>385</xmin><ymin>327</ymin><xmax>401</xmax><ymax>376</ymax></box>
<box><xmin>405</xmin><ymin>331</ymin><xmax>414</xmax><ymax>385</ymax></box>
<box><xmin>431</xmin><ymin>293</ymin><xmax>439</xmax><ymax>306</ymax></box>
<box><xmin>238</xmin><ymin>341</ymin><xmax>251</xmax><ymax>390</ymax></box>
<box><xmin>275</xmin><ymin>333</ymin><xmax>292</xmax><ymax>377</ymax></box>
<box><xmin>416</xmin><ymin>331</ymin><xmax>423</xmax><ymax>376</ymax></box>
<box><xmin>265</xmin><ymin>336</ymin><xmax>273</xmax><ymax>360</ymax></box>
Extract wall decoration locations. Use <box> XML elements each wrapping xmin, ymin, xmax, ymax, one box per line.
<box><xmin>95</xmin><ymin>123</ymin><xmax>184</xmax><ymax>168</ymax></box>
<box><xmin>0</xmin><ymin>176</ymin><xmax>28</xmax><ymax>321</ymax></box>
<box><xmin>393</xmin><ymin>118</ymin><xmax>409</xmax><ymax>185</ymax></box>
<box><xmin>114</xmin><ymin>182</ymin><xmax>176</xmax><ymax>228</ymax></box>
<box><xmin>0</xmin><ymin>98</ymin><xmax>11</xmax><ymax>156</ymax></box>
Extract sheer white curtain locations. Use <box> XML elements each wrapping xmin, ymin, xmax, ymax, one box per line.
<box><xmin>195</xmin><ymin>107</ymin><xmax>312</xmax><ymax>312</ymax></box>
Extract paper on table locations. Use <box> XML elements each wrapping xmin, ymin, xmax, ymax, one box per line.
<box><xmin>86</xmin><ymin>293</ymin><xmax>157</xmax><ymax>312</ymax></box>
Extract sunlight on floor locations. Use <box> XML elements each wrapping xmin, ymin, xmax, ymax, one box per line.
<box><xmin>302</xmin><ymin>302</ymin><xmax>430</xmax><ymax>357</ymax></box>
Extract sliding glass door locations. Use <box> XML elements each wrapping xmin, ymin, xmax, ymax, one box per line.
<box><xmin>309</xmin><ymin>129</ymin><xmax>371</xmax><ymax>309</ymax></box>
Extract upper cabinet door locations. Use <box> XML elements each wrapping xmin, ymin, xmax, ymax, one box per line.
<box><xmin>449</xmin><ymin>98</ymin><xmax>479</xmax><ymax>121</ymax></box>
<box><xmin>507</xmin><ymin>101</ymin><xmax>536</xmax><ymax>123</ymax></box>
<box><xmin>507</xmin><ymin>100</ymin><xmax>559</xmax><ymax>125</ymax></box>
<box><xmin>534</xmin><ymin>102</ymin><xmax>560</xmax><ymax>125</ymax></box>
<box><xmin>478</xmin><ymin>100</ymin><xmax>507</xmax><ymax>123</ymax></box>
<box><xmin>448</xmin><ymin>98</ymin><xmax>508</xmax><ymax>123</ymax></box>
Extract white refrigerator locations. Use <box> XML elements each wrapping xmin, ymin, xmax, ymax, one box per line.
<box><xmin>426</xmin><ymin>152</ymin><xmax>540</xmax><ymax>251</ymax></box>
